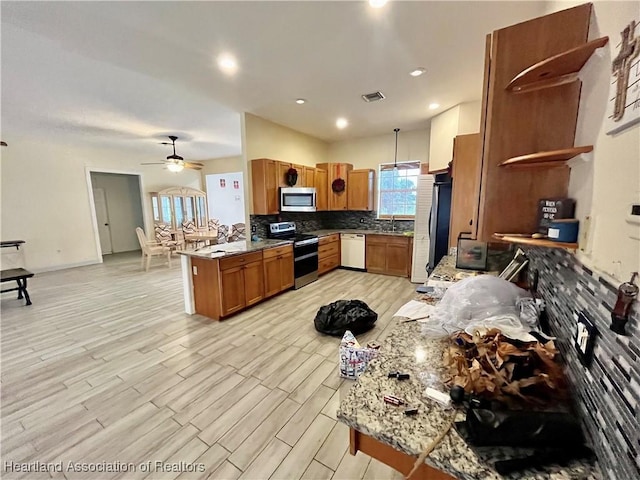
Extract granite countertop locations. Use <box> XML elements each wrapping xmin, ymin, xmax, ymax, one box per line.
<box><xmin>307</xmin><ymin>229</ymin><xmax>412</xmax><ymax>238</ymax></box>
<box><xmin>177</xmin><ymin>239</ymin><xmax>292</xmax><ymax>259</ymax></box>
<box><xmin>336</xmin><ymin>319</ymin><xmax>600</xmax><ymax>480</ymax></box>
<box><xmin>429</xmin><ymin>254</ymin><xmax>507</xmax><ymax>285</ymax></box>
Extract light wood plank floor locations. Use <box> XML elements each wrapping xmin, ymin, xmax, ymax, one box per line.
<box><xmin>1</xmin><ymin>252</ymin><xmax>415</xmax><ymax>480</ymax></box>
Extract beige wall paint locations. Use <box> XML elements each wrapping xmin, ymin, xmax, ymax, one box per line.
<box><xmin>0</xmin><ymin>135</ymin><xmax>201</xmax><ymax>271</ymax></box>
<box><xmin>328</xmin><ymin>128</ymin><xmax>430</xmax><ymax>210</ymax></box>
<box><xmin>199</xmin><ymin>156</ymin><xmax>243</xmax><ymax>177</ymax></box>
<box><xmin>545</xmin><ymin>0</ymin><xmax>640</xmax><ymax>281</ymax></box>
<box><xmin>244</xmin><ymin>113</ymin><xmax>329</xmax><ymax>165</ymax></box>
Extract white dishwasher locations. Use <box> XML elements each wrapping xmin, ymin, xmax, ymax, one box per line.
<box><xmin>340</xmin><ymin>233</ymin><xmax>366</xmax><ymax>270</ymax></box>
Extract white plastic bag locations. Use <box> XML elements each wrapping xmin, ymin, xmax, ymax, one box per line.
<box><xmin>421</xmin><ymin>276</ymin><xmax>532</xmax><ymax>338</ymax></box>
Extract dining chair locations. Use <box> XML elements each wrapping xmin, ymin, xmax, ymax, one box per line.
<box><xmin>135</xmin><ymin>227</ymin><xmax>171</xmax><ymax>272</ymax></box>
<box><xmin>217</xmin><ymin>225</ymin><xmax>229</xmax><ymax>244</ymax></box>
<box><xmin>229</xmin><ymin>223</ymin><xmax>246</xmax><ymax>242</ymax></box>
<box><xmin>182</xmin><ymin>219</ymin><xmax>204</xmax><ymax>249</ymax></box>
<box><xmin>154</xmin><ymin>223</ymin><xmax>184</xmax><ymax>253</ymax></box>
<box><xmin>208</xmin><ymin>219</ymin><xmax>220</xmax><ymax>231</ymax></box>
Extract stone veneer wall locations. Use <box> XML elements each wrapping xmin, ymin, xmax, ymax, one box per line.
<box><xmin>527</xmin><ymin>247</ymin><xmax>640</xmax><ymax>480</ymax></box>
<box><xmin>249</xmin><ymin>211</ymin><xmax>414</xmax><ymax>239</ymax></box>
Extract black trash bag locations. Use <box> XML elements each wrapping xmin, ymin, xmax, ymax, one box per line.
<box><xmin>314</xmin><ymin>300</ymin><xmax>378</xmax><ymax>336</ymax></box>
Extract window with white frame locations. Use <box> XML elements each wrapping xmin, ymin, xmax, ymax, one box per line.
<box><xmin>378</xmin><ymin>161</ymin><xmax>420</xmax><ymax>218</ymax></box>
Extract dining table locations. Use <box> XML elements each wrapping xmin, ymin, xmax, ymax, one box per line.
<box><xmin>183</xmin><ymin>230</ymin><xmax>218</xmax><ymax>247</ymax></box>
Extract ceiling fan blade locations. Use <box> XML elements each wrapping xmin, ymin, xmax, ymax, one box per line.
<box><xmin>187</xmin><ymin>162</ymin><xmax>205</xmax><ymax>167</ymax></box>
<box><xmin>140</xmin><ymin>162</ymin><xmax>167</xmax><ymax>165</ymax></box>
<box><xmin>184</xmin><ymin>163</ymin><xmax>203</xmax><ymax>170</ymax></box>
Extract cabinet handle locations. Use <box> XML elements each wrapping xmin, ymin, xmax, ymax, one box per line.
<box><xmin>278</xmin><ymin>255</ymin><xmax>282</xmax><ymax>259</ymax></box>
<box><xmin>469</xmin><ymin>219</ymin><xmax>473</xmax><ymax>226</ymax></box>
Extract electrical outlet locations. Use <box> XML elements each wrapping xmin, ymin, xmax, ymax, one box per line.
<box><xmin>579</xmin><ymin>215</ymin><xmax>593</xmax><ymax>254</ymax></box>
<box><xmin>575</xmin><ymin>312</ymin><xmax>597</xmax><ymax>366</ymax></box>
<box><xmin>359</xmin><ymin>218</ymin><xmax>365</xmax><ymax>223</ymax></box>
<box><xmin>251</xmin><ymin>225</ymin><xmax>257</xmax><ymax>233</ymax></box>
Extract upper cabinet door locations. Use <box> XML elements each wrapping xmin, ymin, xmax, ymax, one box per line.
<box><xmin>347</xmin><ymin>169</ymin><xmax>374</xmax><ymax>211</ymax></box>
<box><xmin>251</xmin><ymin>159</ymin><xmax>279</xmax><ymax>215</ymax></box>
<box><xmin>304</xmin><ymin>167</ymin><xmax>315</xmax><ymax>188</ymax></box>
<box><xmin>315</xmin><ymin>169</ymin><xmax>328</xmax><ymax>211</ymax></box>
<box><xmin>449</xmin><ymin>134</ymin><xmax>481</xmax><ymax>247</ymax></box>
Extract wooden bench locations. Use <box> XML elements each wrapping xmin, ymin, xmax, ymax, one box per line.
<box><xmin>1</xmin><ymin>268</ymin><xmax>34</xmax><ymax>306</ymax></box>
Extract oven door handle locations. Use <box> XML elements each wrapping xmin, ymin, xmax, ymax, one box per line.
<box><xmin>294</xmin><ymin>252</ymin><xmax>319</xmax><ymax>262</ymax></box>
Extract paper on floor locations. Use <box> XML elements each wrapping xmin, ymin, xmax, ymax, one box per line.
<box><xmin>393</xmin><ymin>300</ymin><xmax>435</xmax><ymax>320</ymax></box>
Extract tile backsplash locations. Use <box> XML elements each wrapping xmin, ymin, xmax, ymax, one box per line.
<box><xmin>250</xmin><ymin>211</ymin><xmax>414</xmax><ymax>238</ymax></box>
<box><xmin>527</xmin><ymin>247</ymin><xmax>640</xmax><ymax>480</ymax></box>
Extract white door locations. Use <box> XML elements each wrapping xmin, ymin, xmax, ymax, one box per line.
<box><xmin>93</xmin><ymin>188</ymin><xmax>113</xmax><ymax>255</ymax></box>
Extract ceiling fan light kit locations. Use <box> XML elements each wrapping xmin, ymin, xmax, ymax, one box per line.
<box><xmin>141</xmin><ymin>135</ymin><xmax>204</xmax><ymax>171</ymax></box>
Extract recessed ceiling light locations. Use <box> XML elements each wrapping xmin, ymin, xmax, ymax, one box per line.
<box><xmin>217</xmin><ymin>54</ymin><xmax>238</xmax><ymax>74</ymax></box>
<box><xmin>428</xmin><ymin>103</ymin><xmax>440</xmax><ymax>110</ymax></box>
<box><xmin>369</xmin><ymin>0</ymin><xmax>387</xmax><ymax>7</ymax></box>
<box><xmin>295</xmin><ymin>98</ymin><xmax>306</xmax><ymax>105</ymax></box>
<box><xmin>336</xmin><ymin>118</ymin><xmax>348</xmax><ymax>129</ymax></box>
<box><xmin>410</xmin><ymin>68</ymin><xmax>426</xmax><ymax>77</ymax></box>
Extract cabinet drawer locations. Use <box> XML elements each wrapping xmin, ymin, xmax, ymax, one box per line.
<box><xmin>319</xmin><ymin>253</ymin><xmax>339</xmax><ymax>275</ymax></box>
<box><xmin>366</xmin><ymin>234</ymin><xmax>408</xmax><ymax>245</ymax></box>
<box><xmin>319</xmin><ymin>242</ymin><xmax>339</xmax><ymax>258</ymax></box>
<box><xmin>319</xmin><ymin>234</ymin><xmax>339</xmax><ymax>245</ymax></box>
<box><xmin>219</xmin><ymin>251</ymin><xmax>263</xmax><ymax>271</ymax></box>
<box><xmin>263</xmin><ymin>244</ymin><xmax>293</xmax><ymax>259</ymax></box>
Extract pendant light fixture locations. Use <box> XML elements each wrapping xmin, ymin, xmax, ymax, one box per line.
<box><xmin>393</xmin><ymin>128</ymin><xmax>400</xmax><ymax>169</ymax></box>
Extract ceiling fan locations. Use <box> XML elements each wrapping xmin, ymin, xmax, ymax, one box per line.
<box><xmin>141</xmin><ymin>135</ymin><xmax>204</xmax><ymax>172</ymax></box>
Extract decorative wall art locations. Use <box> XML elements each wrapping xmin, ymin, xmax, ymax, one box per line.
<box><xmin>606</xmin><ymin>19</ymin><xmax>640</xmax><ymax>135</ymax></box>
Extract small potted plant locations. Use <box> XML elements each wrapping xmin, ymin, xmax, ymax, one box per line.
<box><xmin>286</xmin><ymin>167</ymin><xmax>298</xmax><ymax>186</ymax></box>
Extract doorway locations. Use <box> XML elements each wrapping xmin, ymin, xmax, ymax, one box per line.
<box><xmin>89</xmin><ymin>172</ymin><xmax>144</xmax><ymax>256</ymax></box>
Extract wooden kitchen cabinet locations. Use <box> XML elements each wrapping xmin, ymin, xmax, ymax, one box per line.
<box><xmin>315</xmin><ymin>169</ymin><xmax>328</xmax><ymax>211</ymax></box>
<box><xmin>347</xmin><ymin>169</ymin><xmax>375</xmax><ymax>211</ymax></box>
<box><xmin>303</xmin><ymin>167</ymin><xmax>315</xmax><ymax>188</ymax></box>
<box><xmin>316</xmin><ymin>163</ymin><xmax>353</xmax><ymax>211</ymax></box>
<box><xmin>251</xmin><ymin>159</ymin><xmax>279</xmax><ymax>215</ymax></box>
<box><xmin>191</xmin><ymin>251</ymin><xmax>264</xmax><ymax>320</ymax></box>
<box><xmin>318</xmin><ymin>234</ymin><xmax>340</xmax><ymax>275</ymax></box>
<box><xmin>279</xmin><ymin>162</ymin><xmax>293</xmax><ymax>187</ymax></box>
<box><xmin>449</xmin><ymin>133</ymin><xmax>481</xmax><ymax>248</ymax></box>
<box><xmin>263</xmin><ymin>244</ymin><xmax>294</xmax><ymax>298</ymax></box>
<box><xmin>472</xmin><ymin>3</ymin><xmax>598</xmax><ymax>241</ymax></box>
<box><xmin>365</xmin><ymin>235</ymin><xmax>413</xmax><ymax>277</ymax></box>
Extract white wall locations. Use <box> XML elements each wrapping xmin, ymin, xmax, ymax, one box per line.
<box><xmin>428</xmin><ymin>101</ymin><xmax>482</xmax><ymax>172</ymax></box>
<box><xmin>545</xmin><ymin>0</ymin><xmax>640</xmax><ymax>281</ymax></box>
<box><xmin>0</xmin><ymin>135</ymin><xmax>201</xmax><ymax>271</ymax></box>
<box><xmin>90</xmin><ymin>172</ymin><xmax>144</xmax><ymax>253</ymax></box>
<box><xmin>205</xmin><ymin>173</ymin><xmax>246</xmax><ymax>227</ymax></box>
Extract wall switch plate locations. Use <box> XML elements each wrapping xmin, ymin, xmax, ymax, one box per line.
<box><xmin>575</xmin><ymin>312</ymin><xmax>597</xmax><ymax>366</ymax></box>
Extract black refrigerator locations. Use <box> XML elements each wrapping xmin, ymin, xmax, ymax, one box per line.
<box><xmin>427</xmin><ymin>174</ymin><xmax>452</xmax><ymax>274</ymax></box>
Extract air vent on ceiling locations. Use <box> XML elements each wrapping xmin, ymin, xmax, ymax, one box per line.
<box><xmin>361</xmin><ymin>91</ymin><xmax>386</xmax><ymax>102</ymax></box>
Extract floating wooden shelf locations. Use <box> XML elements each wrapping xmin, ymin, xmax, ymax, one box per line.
<box><xmin>499</xmin><ymin>146</ymin><xmax>593</xmax><ymax>168</ymax></box>
<box><xmin>493</xmin><ymin>234</ymin><xmax>578</xmax><ymax>250</ymax></box>
<box><xmin>506</xmin><ymin>37</ymin><xmax>609</xmax><ymax>93</ymax></box>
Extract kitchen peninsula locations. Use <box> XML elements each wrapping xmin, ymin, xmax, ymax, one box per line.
<box><xmin>337</xmin><ymin>318</ymin><xmax>600</xmax><ymax>480</ymax></box>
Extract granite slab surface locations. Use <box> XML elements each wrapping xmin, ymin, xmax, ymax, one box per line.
<box><xmin>176</xmin><ymin>239</ymin><xmax>292</xmax><ymax>259</ymax></box>
<box><xmin>429</xmin><ymin>254</ymin><xmax>504</xmax><ymax>284</ymax></box>
<box><xmin>336</xmin><ymin>319</ymin><xmax>601</xmax><ymax>480</ymax></box>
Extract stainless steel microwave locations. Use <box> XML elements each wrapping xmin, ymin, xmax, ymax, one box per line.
<box><xmin>280</xmin><ymin>187</ymin><xmax>317</xmax><ymax>212</ymax></box>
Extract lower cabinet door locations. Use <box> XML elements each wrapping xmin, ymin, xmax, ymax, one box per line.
<box><xmin>280</xmin><ymin>253</ymin><xmax>294</xmax><ymax>290</ymax></box>
<box><xmin>263</xmin><ymin>256</ymin><xmax>281</xmax><ymax>298</ymax></box>
<box><xmin>386</xmin><ymin>243</ymin><xmax>410</xmax><ymax>277</ymax></box>
<box><xmin>365</xmin><ymin>243</ymin><xmax>387</xmax><ymax>274</ymax></box>
<box><xmin>220</xmin><ymin>267</ymin><xmax>245</xmax><ymax>316</ymax></box>
<box><xmin>244</xmin><ymin>260</ymin><xmax>264</xmax><ymax>306</ymax></box>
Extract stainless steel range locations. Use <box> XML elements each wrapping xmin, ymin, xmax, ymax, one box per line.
<box><xmin>268</xmin><ymin>222</ymin><xmax>319</xmax><ymax>289</ymax></box>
